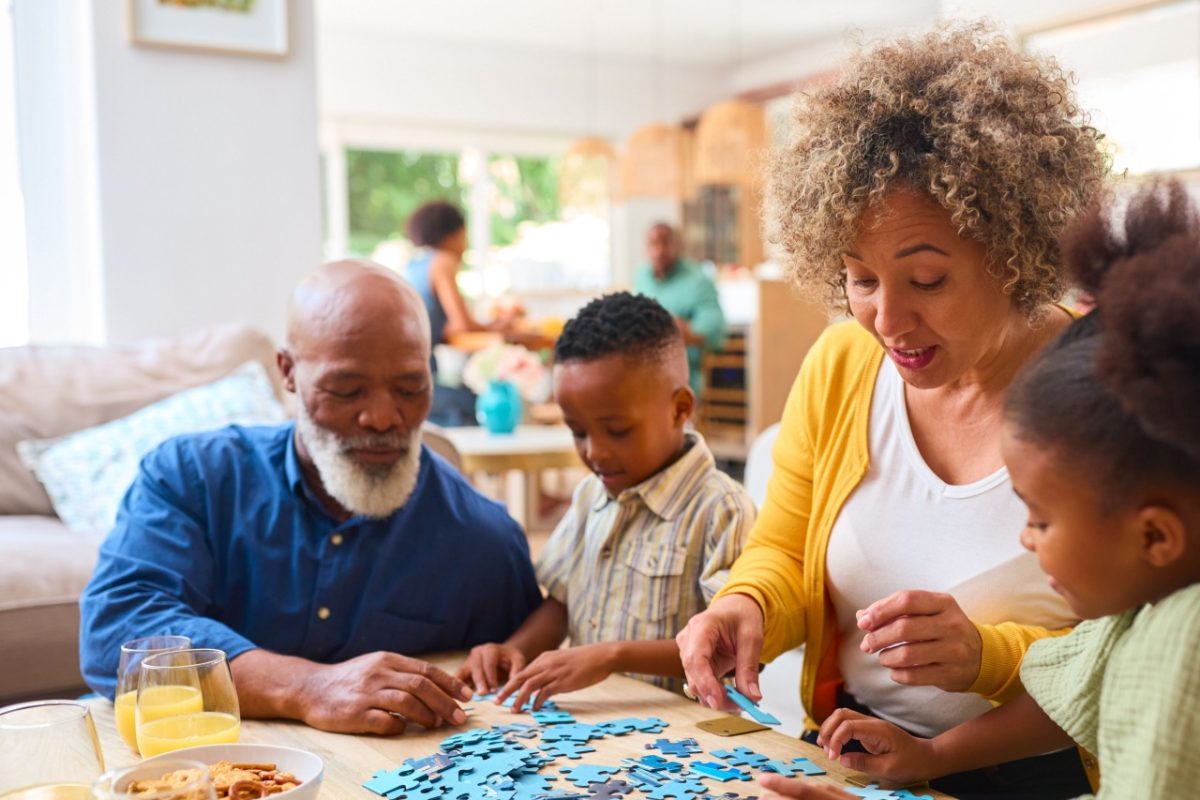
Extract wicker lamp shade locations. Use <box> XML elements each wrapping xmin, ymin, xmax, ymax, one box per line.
<box><xmin>692</xmin><ymin>100</ymin><xmax>767</xmax><ymax>187</ymax></box>
<box><xmin>559</xmin><ymin>136</ymin><xmax>616</xmax><ymax>213</ymax></box>
<box><xmin>617</xmin><ymin>123</ymin><xmax>690</xmax><ymax>200</ymax></box>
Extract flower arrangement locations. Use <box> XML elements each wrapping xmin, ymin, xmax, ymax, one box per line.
<box><xmin>461</xmin><ymin>343</ymin><xmax>551</xmax><ymax>403</ymax></box>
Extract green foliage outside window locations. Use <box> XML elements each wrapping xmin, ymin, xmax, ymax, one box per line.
<box><xmin>488</xmin><ymin>155</ymin><xmax>561</xmax><ymax>247</ymax></box>
<box><xmin>346</xmin><ymin>149</ymin><xmax>466</xmax><ymax>256</ymax></box>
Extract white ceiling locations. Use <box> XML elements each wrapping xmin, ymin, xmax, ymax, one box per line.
<box><xmin>315</xmin><ymin>0</ymin><xmax>942</xmax><ymax>67</ymax></box>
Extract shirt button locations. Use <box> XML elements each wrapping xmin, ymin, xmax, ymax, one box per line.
<box><xmin>330</xmin><ymin>533</ymin><xmax>344</xmax><ymax>546</ymax></box>
<box><xmin>317</xmin><ymin>607</ymin><xmax>331</xmax><ymax>620</ymax></box>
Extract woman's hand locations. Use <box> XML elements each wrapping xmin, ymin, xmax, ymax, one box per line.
<box><xmin>758</xmin><ymin>773</ymin><xmax>854</xmax><ymax>799</ymax></box>
<box><xmin>496</xmin><ymin>644</ymin><xmax>615</xmax><ymax>712</ymax></box>
<box><xmin>456</xmin><ymin>643</ymin><xmax>527</xmax><ymax>695</ymax></box>
<box><xmin>857</xmin><ymin>590</ymin><xmax>982</xmax><ymax>692</ymax></box>
<box><xmin>816</xmin><ymin>708</ymin><xmax>940</xmax><ymax>784</ymax></box>
<box><xmin>675</xmin><ymin>593</ymin><xmax>764</xmax><ymax>710</ymax></box>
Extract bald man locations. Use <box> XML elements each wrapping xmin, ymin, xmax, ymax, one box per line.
<box><xmin>80</xmin><ymin>261</ymin><xmax>541</xmax><ymax>734</ymax></box>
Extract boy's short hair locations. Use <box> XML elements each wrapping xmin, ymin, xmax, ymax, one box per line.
<box><xmin>555</xmin><ymin>292</ymin><xmax>681</xmax><ymax>364</ymax></box>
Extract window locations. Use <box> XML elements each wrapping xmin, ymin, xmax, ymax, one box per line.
<box><xmin>1024</xmin><ymin>0</ymin><xmax>1200</xmax><ymax>177</ymax></box>
<box><xmin>330</xmin><ymin>143</ymin><xmax>611</xmax><ymax>312</ymax></box>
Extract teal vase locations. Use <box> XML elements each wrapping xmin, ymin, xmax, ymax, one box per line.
<box><xmin>476</xmin><ymin>380</ymin><xmax>522</xmax><ymax>434</ymax></box>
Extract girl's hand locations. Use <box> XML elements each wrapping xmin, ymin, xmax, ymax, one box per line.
<box><xmin>758</xmin><ymin>773</ymin><xmax>853</xmax><ymax>799</ymax></box>
<box><xmin>456</xmin><ymin>643</ymin><xmax>526</xmax><ymax>695</ymax></box>
<box><xmin>857</xmin><ymin>590</ymin><xmax>983</xmax><ymax>692</ymax></box>
<box><xmin>816</xmin><ymin>708</ymin><xmax>940</xmax><ymax>784</ymax></box>
<box><xmin>496</xmin><ymin>644</ymin><xmax>615</xmax><ymax>712</ymax></box>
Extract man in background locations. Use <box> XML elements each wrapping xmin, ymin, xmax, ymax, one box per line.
<box><xmin>634</xmin><ymin>223</ymin><xmax>726</xmax><ymax>398</ymax></box>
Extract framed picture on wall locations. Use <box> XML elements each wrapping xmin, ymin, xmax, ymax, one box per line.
<box><xmin>127</xmin><ymin>0</ymin><xmax>289</xmax><ymax>58</ymax></box>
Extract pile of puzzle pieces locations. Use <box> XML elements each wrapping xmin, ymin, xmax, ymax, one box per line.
<box><xmin>362</xmin><ymin>699</ymin><xmax>932</xmax><ymax>800</ymax></box>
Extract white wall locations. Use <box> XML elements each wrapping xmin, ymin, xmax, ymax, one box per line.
<box><xmin>318</xmin><ymin>26</ymin><xmax>733</xmax><ymax>146</ymax></box>
<box><xmin>14</xmin><ymin>0</ymin><xmax>323</xmax><ymax>346</ymax></box>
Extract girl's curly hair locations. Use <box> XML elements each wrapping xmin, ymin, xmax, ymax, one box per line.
<box><xmin>767</xmin><ymin>23</ymin><xmax>1110</xmax><ymax>317</ymax></box>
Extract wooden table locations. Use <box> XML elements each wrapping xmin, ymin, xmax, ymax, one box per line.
<box><xmin>443</xmin><ymin>425</ymin><xmax>582</xmax><ymax>531</ymax></box>
<box><xmin>87</xmin><ymin>656</ymin><xmax>952</xmax><ymax>799</ymax></box>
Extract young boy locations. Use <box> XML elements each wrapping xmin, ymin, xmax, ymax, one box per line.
<box><xmin>458</xmin><ymin>292</ymin><xmax>755</xmax><ymax>708</ymax></box>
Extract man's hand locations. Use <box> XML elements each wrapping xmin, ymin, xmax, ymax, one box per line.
<box><xmin>675</xmin><ymin>593</ymin><xmax>764</xmax><ymax>711</ymax></box>
<box><xmin>295</xmin><ymin>651</ymin><xmax>472</xmax><ymax>735</ymax></box>
<box><xmin>857</xmin><ymin>590</ymin><xmax>983</xmax><ymax>692</ymax></box>
<box><xmin>457</xmin><ymin>643</ymin><xmax>527</xmax><ymax>695</ymax></box>
<box><xmin>496</xmin><ymin>644</ymin><xmax>615</xmax><ymax>712</ymax></box>
<box><xmin>816</xmin><ymin>708</ymin><xmax>940</xmax><ymax>784</ymax></box>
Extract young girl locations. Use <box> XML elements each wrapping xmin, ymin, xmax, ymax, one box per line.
<box><xmin>761</xmin><ymin>181</ymin><xmax>1200</xmax><ymax>800</ymax></box>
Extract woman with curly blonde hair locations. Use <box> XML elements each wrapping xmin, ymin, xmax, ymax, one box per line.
<box><xmin>677</xmin><ymin>24</ymin><xmax>1107</xmax><ymax>799</ymax></box>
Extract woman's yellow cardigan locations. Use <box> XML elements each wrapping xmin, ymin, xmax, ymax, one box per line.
<box><xmin>716</xmin><ymin>320</ymin><xmax>1068</xmax><ymax>728</ymax></box>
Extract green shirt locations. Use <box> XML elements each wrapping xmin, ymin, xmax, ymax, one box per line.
<box><xmin>633</xmin><ymin>260</ymin><xmax>727</xmax><ymax>397</ymax></box>
<box><xmin>1020</xmin><ymin>583</ymin><xmax>1200</xmax><ymax>799</ymax></box>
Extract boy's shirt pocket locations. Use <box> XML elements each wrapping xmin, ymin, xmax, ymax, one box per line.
<box><xmin>621</xmin><ymin>545</ymin><xmax>689</xmax><ymax>622</ymax></box>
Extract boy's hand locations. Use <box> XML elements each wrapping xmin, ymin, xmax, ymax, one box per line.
<box><xmin>496</xmin><ymin>644</ymin><xmax>615</xmax><ymax>712</ymax></box>
<box><xmin>758</xmin><ymin>774</ymin><xmax>853</xmax><ymax>799</ymax></box>
<box><xmin>816</xmin><ymin>708</ymin><xmax>939</xmax><ymax>784</ymax></box>
<box><xmin>456</xmin><ymin>643</ymin><xmax>527</xmax><ymax>695</ymax></box>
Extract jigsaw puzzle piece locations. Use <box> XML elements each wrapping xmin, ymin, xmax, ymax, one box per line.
<box><xmin>892</xmin><ymin>792</ymin><xmax>933</xmax><ymax>800</ymax></box>
<box><xmin>531</xmin><ymin>709</ymin><xmax>576</xmax><ymax>725</ymax></box>
<box><xmin>539</xmin><ymin>739</ymin><xmax>596</xmax><ymax>759</ymax></box>
<box><xmin>539</xmin><ymin>722</ymin><xmax>608</xmax><ymax>743</ymax></box>
<box><xmin>721</xmin><ymin>687</ymin><xmax>780</xmax><ymax>726</ymax></box>
<box><xmin>559</xmin><ymin>765</ymin><xmax>623</xmax><ymax>788</ymax></box>
<box><xmin>645</xmin><ymin>779</ymin><xmax>709</xmax><ymax>800</ymax></box>
<box><xmin>585</xmin><ymin>780</ymin><xmax>633</xmax><ymax>800</ymax></box>
<box><xmin>645</xmin><ymin>738</ymin><xmax>702</xmax><ymax>758</ymax></box>
<box><xmin>846</xmin><ymin>786</ymin><xmax>902</xmax><ymax>800</ymax></box>
<box><xmin>761</xmin><ymin>758</ymin><xmax>825</xmax><ymax>777</ymax></box>
<box><xmin>598</xmin><ymin>716</ymin><xmax>668</xmax><ymax>735</ymax></box>
<box><xmin>688</xmin><ymin>762</ymin><xmax>753</xmax><ymax>782</ymax></box>
<box><xmin>633</xmin><ymin>755</ymin><xmax>685</xmax><ymax>774</ymax></box>
<box><xmin>710</xmin><ymin>748</ymin><xmax>769</xmax><ymax>769</ymax></box>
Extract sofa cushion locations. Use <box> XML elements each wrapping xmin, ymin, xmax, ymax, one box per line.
<box><xmin>0</xmin><ymin>324</ymin><xmax>281</xmax><ymax>516</ymax></box>
<box><xmin>18</xmin><ymin>362</ymin><xmax>286</xmax><ymax>534</ymax></box>
<box><xmin>0</xmin><ymin>516</ymin><xmax>103</xmax><ymax>607</ymax></box>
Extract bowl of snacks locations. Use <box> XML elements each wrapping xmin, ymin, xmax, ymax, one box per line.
<box><xmin>134</xmin><ymin>744</ymin><xmax>323</xmax><ymax>798</ymax></box>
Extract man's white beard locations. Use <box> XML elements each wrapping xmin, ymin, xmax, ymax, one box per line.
<box><xmin>295</xmin><ymin>405</ymin><xmax>423</xmax><ymax>519</ymax></box>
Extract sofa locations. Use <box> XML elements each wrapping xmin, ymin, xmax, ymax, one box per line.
<box><xmin>0</xmin><ymin>324</ymin><xmax>282</xmax><ymax>703</ymax></box>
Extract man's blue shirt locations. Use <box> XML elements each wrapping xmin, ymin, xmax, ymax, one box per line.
<box><xmin>79</xmin><ymin>422</ymin><xmax>541</xmax><ymax>697</ymax></box>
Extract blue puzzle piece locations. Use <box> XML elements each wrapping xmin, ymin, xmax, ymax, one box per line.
<box><xmin>892</xmin><ymin>792</ymin><xmax>933</xmax><ymax>800</ymax></box>
<box><xmin>710</xmin><ymin>748</ymin><xmax>769</xmax><ymax>769</ymax></box>
<box><xmin>598</xmin><ymin>716</ymin><xmax>668</xmax><ymax>735</ymax></box>
<box><xmin>646</xmin><ymin>738</ymin><xmax>702</xmax><ymax>758</ymax></box>
<box><xmin>539</xmin><ymin>740</ymin><xmax>596</xmax><ymax>759</ymax></box>
<box><xmin>532</xmin><ymin>709</ymin><xmax>576</xmax><ymax>725</ymax></box>
<box><xmin>645</xmin><ymin>779</ymin><xmax>709</xmax><ymax>800</ymax></box>
<box><xmin>510</xmin><ymin>772</ymin><xmax>558</xmax><ymax>800</ymax></box>
<box><xmin>539</xmin><ymin>722</ymin><xmax>608</xmax><ymax>743</ymax></box>
<box><xmin>722</xmin><ymin>687</ymin><xmax>781</xmax><ymax>726</ymax></box>
<box><xmin>688</xmin><ymin>762</ymin><xmax>752</xmax><ymax>782</ymax></box>
<box><xmin>443</xmin><ymin>729</ymin><xmax>502</xmax><ymax>750</ymax></box>
<box><xmin>502</xmin><ymin>695</ymin><xmax>559</xmax><ymax>712</ymax></box>
<box><xmin>700</xmin><ymin>794</ymin><xmax>759</xmax><ymax>800</ymax></box>
<box><xmin>494</xmin><ymin>723</ymin><xmax>540</xmax><ymax>739</ymax></box>
<box><xmin>633</xmin><ymin>755</ymin><xmax>685</xmax><ymax>774</ymax></box>
<box><xmin>761</xmin><ymin>758</ymin><xmax>825</xmax><ymax>777</ymax></box>
<box><xmin>623</xmin><ymin>767</ymin><xmax>665</xmax><ymax>789</ymax></box>
<box><xmin>559</xmin><ymin>766</ymin><xmax>623</xmax><ymax>788</ymax></box>
<box><xmin>846</xmin><ymin>786</ymin><xmax>901</xmax><ymax>800</ymax></box>
<box><xmin>364</xmin><ymin>767</ymin><xmax>446</xmax><ymax>799</ymax></box>
<box><xmin>534</xmin><ymin>792</ymin><xmax>591</xmax><ymax>800</ymax></box>
<box><xmin>406</xmin><ymin>753</ymin><xmax>458</xmax><ymax>778</ymax></box>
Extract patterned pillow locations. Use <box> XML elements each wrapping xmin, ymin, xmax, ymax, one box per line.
<box><xmin>17</xmin><ymin>360</ymin><xmax>285</xmax><ymax>533</ymax></box>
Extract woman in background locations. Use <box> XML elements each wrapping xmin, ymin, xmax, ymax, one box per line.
<box><xmin>404</xmin><ymin>201</ymin><xmax>519</xmax><ymax>426</ymax></box>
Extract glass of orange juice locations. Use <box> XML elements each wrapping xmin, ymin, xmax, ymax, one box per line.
<box><xmin>135</xmin><ymin>649</ymin><xmax>240</xmax><ymax>757</ymax></box>
<box><xmin>0</xmin><ymin>700</ymin><xmax>105</xmax><ymax>800</ymax></box>
<box><xmin>93</xmin><ymin>758</ymin><xmax>215</xmax><ymax>800</ymax></box>
<box><xmin>114</xmin><ymin>635</ymin><xmax>191</xmax><ymax>752</ymax></box>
